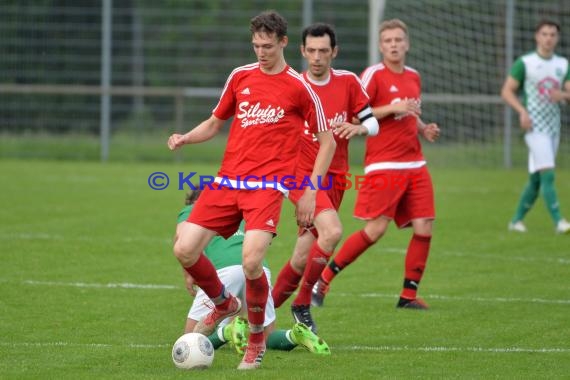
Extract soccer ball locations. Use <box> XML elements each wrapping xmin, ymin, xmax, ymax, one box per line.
<box><xmin>171</xmin><ymin>333</ymin><xmax>214</xmax><ymax>370</ymax></box>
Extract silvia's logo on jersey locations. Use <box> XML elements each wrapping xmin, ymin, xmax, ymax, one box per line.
<box><xmin>537</xmin><ymin>76</ymin><xmax>560</xmax><ymax>99</ymax></box>
<box><xmin>237</xmin><ymin>101</ymin><xmax>285</xmax><ymax>128</ymax></box>
<box><xmin>328</xmin><ymin>111</ymin><xmax>347</xmax><ymax>128</ymax></box>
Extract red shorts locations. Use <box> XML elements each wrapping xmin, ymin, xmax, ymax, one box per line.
<box><xmin>188</xmin><ymin>184</ymin><xmax>284</xmax><ymax>238</ymax></box>
<box><xmin>354</xmin><ymin>166</ymin><xmax>435</xmax><ymax>228</ymax></box>
<box><xmin>326</xmin><ymin>173</ymin><xmax>347</xmax><ymax>210</ymax></box>
<box><xmin>288</xmin><ymin>186</ymin><xmax>334</xmax><ymax>216</ymax></box>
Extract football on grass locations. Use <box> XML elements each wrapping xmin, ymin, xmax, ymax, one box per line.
<box><xmin>171</xmin><ymin>333</ymin><xmax>214</xmax><ymax>369</ymax></box>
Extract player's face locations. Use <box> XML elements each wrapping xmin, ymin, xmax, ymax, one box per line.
<box><xmin>535</xmin><ymin>25</ymin><xmax>559</xmax><ymax>55</ymax></box>
<box><xmin>301</xmin><ymin>34</ymin><xmax>338</xmax><ymax>80</ymax></box>
<box><xmin>379</xmin><ymin>28</ymin><xmax>409</xmax><ymax>65</ymax></box>
<box><xmin>252</xmin><ymin>32</ymin><xmax>287</xmax><ymax>72</ymax></box>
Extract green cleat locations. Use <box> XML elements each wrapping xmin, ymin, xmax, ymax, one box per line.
<box><xmin>290</xmin><ymin>322</ymin><xmax>331</xmax><ymax>355</ymax></box>
<box><xmin>223</xmin><ymin>316</ymin><xmax>248</xmax><ymax>355</ymax></box>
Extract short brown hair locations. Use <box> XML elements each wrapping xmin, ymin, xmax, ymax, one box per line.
<box><xmin>535</xmin><ymin>19</ymin><xmax>560</xmax><ymax>33</ymax></box>
<box><xmin>250</xmin><ymin>10</ymin><xmax>288</xmax><ymax>40</ymax></box>
<box><xmin>379</xmin><ymin>18</ymin><xmax>408</xmax><ymax>37</ymax></box>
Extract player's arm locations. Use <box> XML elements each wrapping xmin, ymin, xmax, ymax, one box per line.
<box><xmin>296</xmin><ymin>130</ymin><xmax>335</xmax><ymax>227</ymax></box>
<box><xmin>371</xmin><ymin>99</ymin><xmax>420</xmax><ymax>120</ymax></box>
<box><xmin>417</xmin><ymin>118</ymin><xmax>440</xmax><ymax>143</ymax></box>
<box><xmin>501</xmin><ymin>76</ymin><xmax>531</xmax><ymax>130</ymax></box>
<box><xmin>334</xmin><ymin>106</ymin><xmax>379</xmax><ymax>139</ymax></box>
<box><xmin>167</xmin><ymin>115</ymin><xmax>225</xmax><ymax>150</ymax></box>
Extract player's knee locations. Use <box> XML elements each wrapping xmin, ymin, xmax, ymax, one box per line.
<box><xmin>318</xmin><ymin>224</ymin><xmax>343</xmax><ymax>251</ymax></box>
<box><xmin>173</xmin><ymin>240</ymin><xmax>199</xmax><ymax>267</ymax></box>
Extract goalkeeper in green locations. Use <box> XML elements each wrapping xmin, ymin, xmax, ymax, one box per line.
<box><xmin>501</xmin><ymin>19</ymin><xmax>570</xmax><ymax>234</ymax></box>
<box><xmin>175</xmin><ymin>189</ymin><xmax>330</xmax><ymax>355</ymax></box>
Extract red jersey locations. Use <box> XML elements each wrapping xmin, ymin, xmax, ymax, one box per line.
<box><xmin>297</xmin><ymin>69</ymin><xmax>370</xmax><ymax>175</ymax></box>
<box><xmin>213</xmin><ymin>63</ymin><xmax>328</xmax><ymax>180</ymax></box>
<box><xmin>360</xmin><ymin>63</ymin><xmax>425</xmax><ymax>173</ymax></box>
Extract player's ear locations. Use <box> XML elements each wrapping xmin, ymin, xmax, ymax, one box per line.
<box><xmin>280</xmin><ymin>35</ymin><xmax>289</xmax><ymax>48</ymax></box>
<box><xmin>332</xmin><ymin>46</ymin><xmax>339</xmax><ymax>59</ymax></box>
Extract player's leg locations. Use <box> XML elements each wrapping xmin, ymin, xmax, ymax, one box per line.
<box><xmin>394</xmin><ymin>167</ymin><xmax>435</xmax><ymax>309</ymax></box>
<box><xmin>271</xmin><ymin>230</ymin><xmax>314</xmax><ymax>308</ymax></box>
<box><xmin>238</xmin><ymin>189</ymin><xmax>284</xmax><ymax>370</ymax></box>
<box><xmin>291</xmin><ymin>209</ymin><xmax>342</xmax><ymax>332</ymax></box>
<box><xmin>509</xmin><ymin>171</ymin><xmax>540</xmax><ymax>232</ymax></box>
<box><xmin>185</xmin><ymin>187</ymin><xmax>243</xmax><ymax>335</ymax></box>
<box><xmin>532</xmin><ymin>133</ymin><xmax>568</xmax><ymax>231</ymax></box>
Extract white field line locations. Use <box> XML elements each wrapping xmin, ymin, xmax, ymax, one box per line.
<box><xmin>1</xmin><ymin>341</ymin><xmax>568</xmax><ymax>354</ymax></box>
<box><xmin>22</xmin><ymin>280</ymin><xmax>177</xmax><ymax>290</ymax></box>
<box><xmin>18</xmin><ymin>280</ymin><xmax>570</xmax><ymax>305</ymax></box>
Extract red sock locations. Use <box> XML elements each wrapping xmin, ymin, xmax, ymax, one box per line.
<box><xmin>292</xmin><ymin>242</ymin><xmax>332</xmax><ymax>306</ymax></box>
<box><xmin>400</xmin><ymin>233</ymin><xmax>431</xmax><ymax>300</ymax></box>
<box><xmin>321</xmin><ymin>230</ymin><xmax>374</xmax><ymax>284</ymax></box>
<box><xmin>271</xmin><ymin>260</ymin><xmax>303</xmax><ymax>308</ymax></box>
<box><xmin>246</xmin><ymin>274</ymin><xmax>269</xmax><ymax>345</ymax></box>
<box><xmin>183</xmin><ymin>253</ymin><xmax>225</xmax><ymax>303</ymax></box>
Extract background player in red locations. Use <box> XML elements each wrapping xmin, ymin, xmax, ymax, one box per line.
<box><xmin>312</xmin><ymin>18</ymin><xmax>440</xmax><ymax>310</ymax></box>
<box><xmin>271</xmin><ymin>23</ymin><xmax>378</xmax><ymax>332</ymax></box>
<box><xmin>167</xmin><ymin>11</ymin><xmax>335</xmax><ymax>369</ymax></box>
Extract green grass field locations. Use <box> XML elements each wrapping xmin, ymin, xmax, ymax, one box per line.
<box><xmin>1</xmin><ymin>159</ymin><xmax>569</xmax><ymax>379</ymax></box>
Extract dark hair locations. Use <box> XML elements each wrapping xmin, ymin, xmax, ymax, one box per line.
<box><xmin>250</xmin><ymin>10</ymin><xmax>288</xmax><ymax>39</ymax></box>
<box><xmin>302</xmin><ymin>23</ymin><xmax>337</xmax><ymax>49</ymax></box>
<box><xmin>185</xmin><ymin>188</ymin><xmax>202</xmax><ymax>205</ymax></box>
<box><xmin>535</xmin><ymin>19</ymin><xmax>560</xmax><ymax>33</ymax></box>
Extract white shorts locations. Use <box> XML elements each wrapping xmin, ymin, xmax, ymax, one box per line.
<box><xmin>525</xmin><ymin>131</ymin><xmax>559</xmax><ymax>173</ymax></box>
<box><xmin>188</xmin><ymin>265</ymin><xmax>276</xmax><ymax>328</ymax></box>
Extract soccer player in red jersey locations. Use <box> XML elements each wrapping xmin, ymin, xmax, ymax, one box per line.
<box><xmin>167</xmin><ymin>11</ymin><xmax>335</xmax><ymax>370</ymax></box>
<box><xmin>271</xmin><ymin>23</ymin><xmax>378</xmax><ymax>332</ymax></box>
<box><xmin>312</xmin><ymin>19</ymin><xmax>440</xmax><ymax>310</ymax></box>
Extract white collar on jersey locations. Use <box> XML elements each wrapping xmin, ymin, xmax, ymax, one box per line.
<box><xmin>304</xmin><ymin>71</ymin><xmax>331</xmax><ymax>86</ymax></box>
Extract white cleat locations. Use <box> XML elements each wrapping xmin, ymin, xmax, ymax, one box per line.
<box><xmin>555</xmin><ymin>219</ymin><xmax>570</xmax><ymax>234</ymax></box>
<box><xmin>508</xmin><ymin>221</ymin><xmax>527</xmax><ymax>233</ymax></box>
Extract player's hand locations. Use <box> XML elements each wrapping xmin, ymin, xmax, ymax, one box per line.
<box><xmin>183</xmin><ymin>269</ymin><xmax>198</xmax><ymax>297</ymax></box>
<box><xmin>296</xmin><ymin>189</ymin><xmax>316</xmax><ymax>227</ymax></box>
<box><xmin>393</xmin><ymin>99</ymin><xmax>421</xmax><ymax>117</ymax></box>
<box><xmin>421</xmin><ymin>123</ymin><xmax>440</xmax><ymax>142</ymax></box>
<box><xmin>549</xmin><ymin>89</ymin><xmax>566</xmax><ymax>103</ymax></box>
<box><xmin>519</xmin><ymin>110</ymin><xmax>532</xmax><ymax>131</ymax></box>
<box><xmin>168</xmin><ymin>133</ymin><xmax>186</xmax><ymax>150</ymax></box>
<box><xmin>333</xmin><ymin>122</ymin><xmax>366</xmax><ymax>139</ymax></box>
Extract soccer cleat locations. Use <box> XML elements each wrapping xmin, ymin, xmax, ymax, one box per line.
<box><xmin>508</xmin><ymin>220</ymin><xmax>527</xmax><ymax>233</ymax></box>
<box><xmin>237</xmin><ymin>342</ymin><xmax>266</xmax><ymax>370</ymax></box>
<box><xmin>396</xmin><ymin>297</ymin><xmax>429</xmax><ymax>310</ymax></box>
<box><xmin>194</xmin><ymin>295</ymin><xmax>242</xmax><ymax>336</ymax></box>
<box><xmin>291</xmin><ymin>304</ymin><xmax>317</xmax><ymax>333</ymax></box>
<box><xmin>311</xmin><ymin>280</ymin><xmax>329</xmax><ymax>307</ymax></box>
<box><xmin>290</xmin><ymin>322</ymin><xmax>331</xmax><ymax>355</ymax></box>
<box><xmin>223</xmin><ymin>316</ymin><xmax>248</xmax><ymax>355</ymax></box>
<box><xmin>555</xmin><ymin>219</ymin><xmax>570</xmax><ymax>234</ymax></box>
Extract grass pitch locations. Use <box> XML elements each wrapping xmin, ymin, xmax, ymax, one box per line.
<box><xmin>1</xmin><ymin>159</ymin><xmax>569</xmax><ymax>379</ymax></box>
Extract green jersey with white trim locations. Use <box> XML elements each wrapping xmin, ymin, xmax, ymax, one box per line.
<box><xmin>509</xmin><ymin>51</ymin><xmax>570</xmax><ymax>137</ymax></box>
<box><xmin>177</xmin><ymin>205</ymin><xmax>268</xmax><ymax>269</ymax></box>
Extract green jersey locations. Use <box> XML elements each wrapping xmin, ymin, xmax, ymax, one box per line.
<box><xmin>177</xmin><ymin>205</ymin><xmax>268</xmax><ymax>269</ymax></box>
<box><xmin>509</xmin><ymin>51</ymin><xmax>570</xmax><ymax>137</ymax></box>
